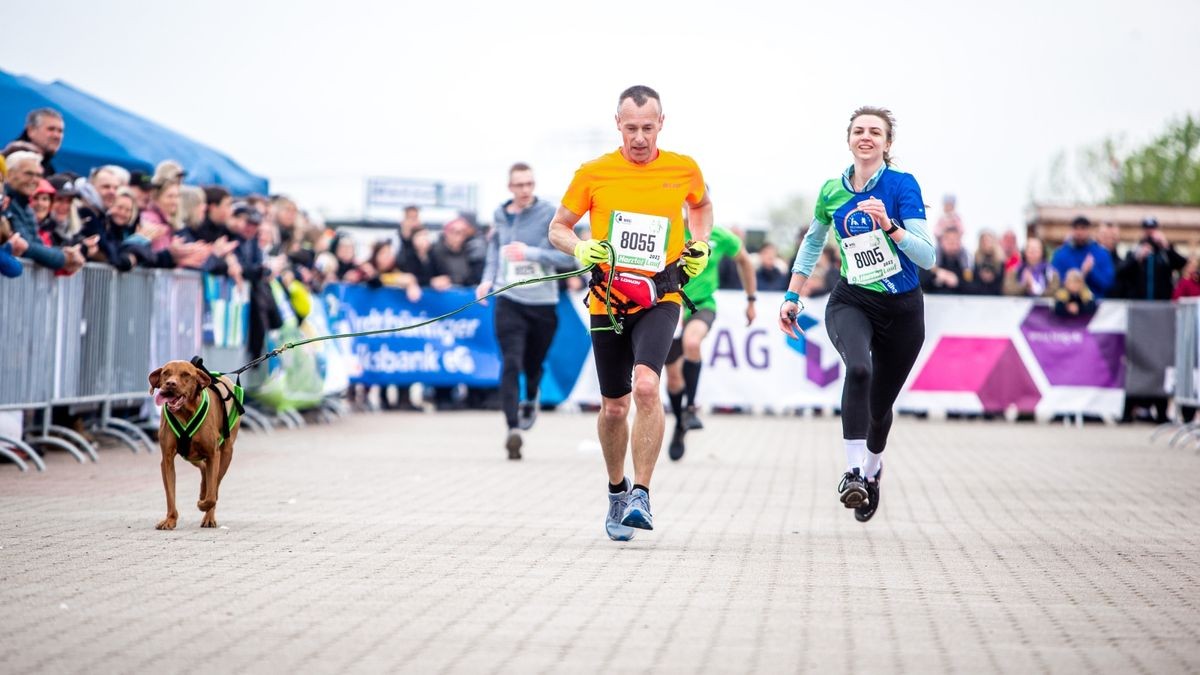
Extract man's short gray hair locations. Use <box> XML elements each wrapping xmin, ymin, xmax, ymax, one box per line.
<box><xmin>25</xmin><ymin>108</ymin><xmax>63</xmax><ymax>130</ymax></box>
<box><xmin>617</xmin><ymin>85</ymin><xmax>661</xmax><ymax>114</ymax></box>
<box><xmin>92</xmin><ymin>164</ymin><xmax>130</xmax><ymax>185</ymax></box>
<box><xmin>5</xmin><ymin>150</ymin><xmax>43</xmax><ymax>172</ymax></box>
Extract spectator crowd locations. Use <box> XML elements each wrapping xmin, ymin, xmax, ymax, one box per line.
<box><xmin>4</xmin><ymin>106</ymin><xmax>1195</xmax><ymax>349</ymax></box>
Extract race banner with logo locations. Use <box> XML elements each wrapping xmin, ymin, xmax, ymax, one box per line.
<box><xmin>322</xmin><ymin>285</ymin><xmax>500</xmax><ymax>386</ymax></box>
<box><xmin>561</xmin><ymin>292</ymin><xmax>843</xmax><ymax>409</ymax></box>
<box><xmin>561</xmin><ymin>291</ymin><xmax>1129</xmax><ymax>418</ymax></box>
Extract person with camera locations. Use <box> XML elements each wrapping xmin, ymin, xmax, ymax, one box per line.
<box><xmin>1117</xmin><ymin>217</ymin><xmax>1186</xmax><ymax>301</ymax></box>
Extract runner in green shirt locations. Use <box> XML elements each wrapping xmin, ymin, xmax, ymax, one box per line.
<box><xmin>664</xmin><ymin>224</ymin><xmax>758</xmax><ymax>460</ymax></box>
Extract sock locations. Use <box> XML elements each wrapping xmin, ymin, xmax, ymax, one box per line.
<box><xmin>668</xmin><ymin>389</ymin><xmax>684</xmax><ymax>427</ymax></box>
<box><xmin>844</xmin><ymin>438</ymin><xmax>867</xmax><ymax>474</ymax></box>
<box><xmin>862</xmin><ymin>449</ymin><xmax>882</xmax><ymax>481</ymax></box>
<box><xmin>609</xmin><ymin>478</ymin><xmax>628</xmax><ymax>494</ymax></box>
<box><xmin>632</xmin><ymin>483</ymin><xmax>650</xmax><ymax>496</ymax></box>
<box><xmin>682</xmin><ymin>359</ymin><xmax>702</xmax><ymax>407</ymax></box>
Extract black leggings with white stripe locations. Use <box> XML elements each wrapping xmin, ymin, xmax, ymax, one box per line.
<box><xmin>824</xmin><ymin>281</ymin><xmax>925</xmax><ymax>453</ymax></box>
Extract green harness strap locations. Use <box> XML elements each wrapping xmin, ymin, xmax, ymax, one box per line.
<box><xmin>216</xmin><ymin>377</ymin><xmax>245</xmax><ymax>438</ymax></box>
<box><xmin>162</xmin><ymin>389</ymin><xmax>210</xmax><ymax>461</ymax></box>
<box><xmin>161</xmin><ymin>382</ymin><xmax>244</xmax><ymax>462</ymax></box>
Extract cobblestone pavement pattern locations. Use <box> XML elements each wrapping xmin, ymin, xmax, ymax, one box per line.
<box><xmin>1</xmin><ymin>412</ymin><xmax>1196</xmax><ymax>674</ymax></box>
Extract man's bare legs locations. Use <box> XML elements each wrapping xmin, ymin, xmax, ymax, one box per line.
<box><xmin>598</xmin><ymin>364</ymin><xmax>665</xmax><ymax>487</ymax></box>
<box><xmin>598</xmin><ymin>394</ymin><xmax>631</xmax><ymax>486</ymax></box>
<box><xmin>630</xmin><ymin>364</ymin><xmax>665</xmax><ymax>486</ymax></box>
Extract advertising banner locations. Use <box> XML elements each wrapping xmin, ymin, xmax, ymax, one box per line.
<box><xmin>323</xmin><ymin>285</ymin><xmax>500</xmax><ymax>386</ymax></box>
<box><xmin>562</xmin><ymin>291</ymin><xmax>1128</xmax><ymax>418</ymax></box>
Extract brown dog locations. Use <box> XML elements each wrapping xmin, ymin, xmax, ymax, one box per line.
<box><xmin>149</xmin><ymin>360</ymin><xmax>242</xmax><ymax>529</ymax></box>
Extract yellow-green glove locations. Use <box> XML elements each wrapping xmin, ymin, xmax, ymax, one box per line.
<box><xmin>573</xmin><ymin>239</ymin><xmax>609</xmax><ymax>266</ymax></box>
<box><xmin>681</xmin><ymin>240</ymin><xmax>710</xmax><ymax>277</ymax></box>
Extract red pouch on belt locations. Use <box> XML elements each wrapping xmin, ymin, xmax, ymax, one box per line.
<box><xmin>609</xmin><ymin>272</ymin><xmax>658</xmax><ymax>309</ymax></box>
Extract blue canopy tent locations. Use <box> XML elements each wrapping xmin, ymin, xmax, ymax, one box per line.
<box><xmin>0</xmin><ymin>70</ymin><xmax>268</xmax><ymax>194</ymax></box>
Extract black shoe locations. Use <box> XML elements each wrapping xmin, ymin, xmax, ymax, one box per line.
<box><xmin>682</xmin><ymin>406</ymin><xmax>704</xmax><ymax>431</ymax></box>
<box><xmin>668</xmin><ymin>425</ymin><xmax>686</xmax><ymax>461</ymax></box>
<box><xmin>838</xmin><ymin>469</ymin><xmax>868</xmax><ymax>509</ymax></box>
<box><xmin>505</xmin><ymin>430</ymin><xmax>523</xmax><ymax>460</ymax></box>
<box><xmin>855</xmin><ymin>466</ymin><xmax>882</xmax><ymax>522</ymax></box>
<box><xmin>517</xmin><ymin>401</ymin><xmax>537</xmax><ymax>431</ymax></box>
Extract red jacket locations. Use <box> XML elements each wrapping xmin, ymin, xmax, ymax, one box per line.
<box><xmin>1174</xmin><ymin>276</ymin><xmax>1200</xmax><ymax>300</ymax></box>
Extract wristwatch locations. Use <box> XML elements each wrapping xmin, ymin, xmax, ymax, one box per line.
<box><xmin>883</xmin><ymin>218</ymin><xmax>901</xmax><ymax>235</ymax></box>
<box><xmin>746</xmin><ymin>294</ymin><xmax>756</xmax><ymax>302</ymax></box>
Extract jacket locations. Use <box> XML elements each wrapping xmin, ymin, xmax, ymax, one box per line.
<box><xmin>15</xmin><ymin>130</ymin><xmax>56</xmax><ymax>176</ymax></box>
<box><xmin>1118</xmin><ymin>242</ymin><xmax>1186</xmax><ymax>301</ymax></box>
<box><xmin>1050</xmin><ymin>240</ymin><xmax>1115</xmax><ymax>298</ymax></box>
<box><xmin>3</xmin><ymin>184</ymin><xmax>64</xmax><ymax>269</ymax></box>
<box><xmin>482</xmin><ymin>198</ymin><xmax>574</xmax><ymax>305</ymax></box>
<box><xmin>1173</xmin><ymin>275</ymin><xmax>1200</xmax><ymax>300</ymax></box>
<box><xmin>0</xmin><ymin>241</ymin><xmax>23</xmax><ymax>277</ymax></box>
<box><xmin>1054</xmin><ymin>286</ymin><xmax>1097</xmax><ymax>317</ymax></box>
<box><xmin>1002</xmin><ymin>261</ymin><xmax>1060</xmax><ymax>297</ymax></box>
<box><xmin>432</xmin><ymin>236</ymin><xmax>486</xmax><ymax>287</ymax></box>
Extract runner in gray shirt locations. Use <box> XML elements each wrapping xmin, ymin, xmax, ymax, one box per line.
<box><xmin>476</xmin><ymin>162</ymin><xmax>578</xmax><ymax>459</ymax></box>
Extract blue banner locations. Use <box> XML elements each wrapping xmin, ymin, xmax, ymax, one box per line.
<box><xmin>323</xmin><ymin>284</ymin><xmax>502</xmax><ymax>386</ymax></box>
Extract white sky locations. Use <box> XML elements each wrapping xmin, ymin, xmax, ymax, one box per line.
<box><xmin>6</xmin><ymin>0</ymin><xmax>1199</xmax><ymax>245</ymax></box>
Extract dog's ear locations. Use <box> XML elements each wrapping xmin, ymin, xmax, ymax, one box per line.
<box><xmin>148</xmin><ymin>368</ymin><xmax>162</xmax><ymax>393</ymax></box>
<box><xmin>192</xmin><ymin>364</ymin><xmax>212</xmax><ymax>398</ymax></box>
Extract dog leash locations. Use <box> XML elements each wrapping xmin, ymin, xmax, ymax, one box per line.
<box><xmin>225</xmin><ymin>241</ymin><xmax>625</xmax><ymax>379</ymax></box>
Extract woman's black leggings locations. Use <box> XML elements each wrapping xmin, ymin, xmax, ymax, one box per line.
<box><xmin>824</xmin><ymin>281</ymin><xmax>925</xmax><ymax>453</ymax></box>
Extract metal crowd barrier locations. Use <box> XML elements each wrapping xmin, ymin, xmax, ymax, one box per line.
<box><xmin>0</xmin><ymin>261</ymin><xmax>203</xmax><ymax>471</ymax></box>
<box><xmin>0</xmin><ymin>261</ymin><xmax>57</xmax><ymax>471</ymax></box>
<box><xmin>1159</xmin><ymin>298</ymin><xmax>1200</xmax><ymax>448</ymax></box>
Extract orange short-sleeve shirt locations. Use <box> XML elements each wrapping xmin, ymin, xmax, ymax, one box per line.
<box><xmin>560</xmin><ymin>148</ymin><xmax>706</xmax><ymax>313</ymax></box>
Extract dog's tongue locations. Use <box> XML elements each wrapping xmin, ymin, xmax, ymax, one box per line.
<box><xmin>154</xmin><ymin>391</ymin><xmax>168</xmax><ymax>406</ymax></box>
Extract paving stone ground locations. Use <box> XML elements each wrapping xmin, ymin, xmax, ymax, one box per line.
<box><xmin>0</xmin><ymin>411</ymin><xmax>1196</xmax><ymax>674</ymax></box>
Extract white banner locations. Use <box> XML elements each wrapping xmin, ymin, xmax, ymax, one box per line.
<box><xmin>564</xmin><ymin>291</ymin><xmax>1127</xmax><ymax>419</ymax></box>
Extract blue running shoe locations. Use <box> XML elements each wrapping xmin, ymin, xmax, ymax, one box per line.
<box><xmin>620</xmin><ymin>487</ymin><xmax>654</xmax><ymax>530</ymax></box>
<box><xmin>606</xmin><ymin>478</ymin><xmax>637</xmax><ymax>541</ymax></box>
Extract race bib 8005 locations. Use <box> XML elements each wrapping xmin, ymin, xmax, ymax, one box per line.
<box><xmin>609</xmin><ymin>210</ymin><xmax>669</xmax><ymax>274</ymax></box>
<box><xmin>842</xmin><ymin>229</ymin><xmax>900</xmax><ymax>286</ymax></box>
<box><xmin>839</xmin><ymin>207</ymin><xmax>901</xmax><ymax>286</ymax></box>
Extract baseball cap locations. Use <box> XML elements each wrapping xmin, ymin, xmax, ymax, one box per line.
<box><xmin>33</xmin><ymin>179</ymin><xmax>55</xmax><ymax>197</ymax></box>
<box><xmin>129</xmin><ymin>170</ymin><xmax>153</xmax><ymax>189</ymax></box>
<box><xmin>232</xmin><ymin>201</ymin><xmax>262</xmax><ymax>225</ymax></box>
<box><xmin>48</xmin><ymin>174</ymin><xmax>78</xmax><ymax>197</ymax></box>
<box><xmin>1071</xmin><ymin>216</ymin><xmax>1092</xmax><ymax>228</ymax></box>
<box><xmin>1142</xmin><ymin>217</ymin><xmax>1160</xmax><ymax>229</ymax></box>
<box><xmin>151</xmin><ymin>160</ymin><xmax>186</xmax><ymax>187</ymax></box>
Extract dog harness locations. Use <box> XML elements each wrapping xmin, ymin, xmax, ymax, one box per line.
<box><xmin>162</xmin><ymin>374</ymin><xmax>244</xmax><ymax>463</ymax></box>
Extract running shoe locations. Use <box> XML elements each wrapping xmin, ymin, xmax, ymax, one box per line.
<box><xmin>621</xmin><ymin>487</ymin><xmax>654</xmax><ymax>530</ymax></box>
<box><xmin>838</xmin><ymin>469</ymin><xmax>868</xmax><ymax>509</ymax></box>
<box><xmin>668</xmin><ymin>425</ymin><xmax>686</xmax><ymax>461</ymax></box>
<box><xmin>517</xmin><ymin>401</ymin><xmax>537</xmax><ymax>431</ymax></box>
<box><xmin>505</xmin><ymin>429</ymin><xmax>522</xmax><ymax>460</ymax></box>
<box><xmin>855</xmin><ymin>466</ymin><xmax>882</xmax><ymax>523</ymax></box>
<box><xmin>682</xmin><ymin>405</ymin><xmax>704</xmax><ymax>431</ymax></box>
<box><xmin>606</xmin><ymin>478</ymin><xmax>637</xmax><ymax>541</ymax></box>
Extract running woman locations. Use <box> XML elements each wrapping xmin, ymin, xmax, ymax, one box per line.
<box><xmin>476</xmin><ymin>162</ymin><xmax>577</xmax><ymax>460</ymax></box>
<box><xmin>664</xmin><ymin>224</ymin><xmax>757</xmax><ymax>460</ymax></box>
<box><xmin>778</xmin><ymin>106</ymin><xmax>935</xmax><ymax>522</ymax></box>
<box><xmin>548</xmin><ymin>85</ymin><xmax>712</xmax><ymax>540</ymax></box>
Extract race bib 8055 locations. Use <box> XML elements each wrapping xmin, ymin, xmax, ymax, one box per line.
<box><xmin>609</xmin><ymin>210</ymin><xmax>669</xmax><ymax>274</ymax></box>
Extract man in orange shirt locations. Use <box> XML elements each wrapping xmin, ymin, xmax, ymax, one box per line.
<box><xmin>548</xmin><ymin>85</ymin><xmax>713</xmax><ymax>540</ymax></box>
